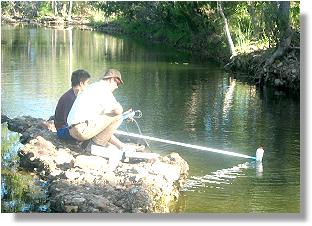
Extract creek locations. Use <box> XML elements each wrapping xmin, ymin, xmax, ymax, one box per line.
<box><xmin>1</xmin><ymin>24</ymin><xmax>300</xmax><ymax>213</ymax></box>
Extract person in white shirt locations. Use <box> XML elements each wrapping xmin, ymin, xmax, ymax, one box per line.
<box><xmin>67</xmin><ymin>69</ymin><xmax>129</xmax><ymax>151</ymax></box>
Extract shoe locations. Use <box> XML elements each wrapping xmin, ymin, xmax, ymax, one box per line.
<box><xmin>121</xmin><ymin>145</ymin><xmax>136</xmax><ymax>162</ymax></box>
<box><xmin>122</xmin><ymin>146</ymin><xmax>160</xmax><ymax>163</ymax></box>
<box><xmin>107</xmin><ymin>153</ymin><xmax>122</xmax><ymax>172</ymax></box>
<box><xmin>87</xmin><ymin>142</ymin><xmax>123</xmax><ymax>171</ymax></box>
<box><xmin>84</xmin><ymin>140</ymin><xmax>108</xmax><ymax>153</ymax></box>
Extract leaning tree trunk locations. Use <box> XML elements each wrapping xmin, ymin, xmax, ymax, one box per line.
<box><xmin>264</xmin><ymin>1</ymin><xmax>292</xmax><ymax>70</ymax></box>
<box><xmin>217</xmin><ymin>1</ymin><xmax>237</xmax><ymax>59</ymax></box>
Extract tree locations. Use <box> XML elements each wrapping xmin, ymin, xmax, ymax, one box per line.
<box><xmin>52</xmin><ymin>0</ymin><xmax>58</xmax><ymax>16</ymax></box>
<box><xmin>68</xmin><ymin>0</ymin><xmax>73</xmax><ymax>21</ymax></box>
<box><xmin>217</xmin><ymin>1</ymin><xmax>236</xmax><ymax>58</ymax></box>
<box><xmin>264</xmin><ymin>1</ymin><xmax>292</xmax><ymax>69</ymax></box>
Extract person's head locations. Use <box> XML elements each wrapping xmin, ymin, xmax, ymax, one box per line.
<box><xmin>71</xmin><ymin>69</ymin><xmax>91</xmax><ymax>91</ymax></box>
<box><xmin>102</xmin><ymin>69</ymin><xmax>123</xmax><ymax>91</ymax></box>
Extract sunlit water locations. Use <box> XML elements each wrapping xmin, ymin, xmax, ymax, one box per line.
<box><xmin>1</xmin><ymin>24</ymin><xmax>300</xmax><ymax>213</ymax></box>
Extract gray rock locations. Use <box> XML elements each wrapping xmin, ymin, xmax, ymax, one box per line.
<box><xmin>71</xmin><ymin>197</ymin><xmax>86</xmax><ymax>205</ymax></box>
<box><xmin>74</xmin><ymin>155</ymin><xmax>109</xmax><ymax>172</ymax></box>
<box><xmin>65</xmin><ymin>170</ymin><xmax>80</xmax><ymax>180</ymax></box>
<box><xmin>64</xmin><ymin>205</ymin><xmax>79</xmax><ymax>213</ymax></box>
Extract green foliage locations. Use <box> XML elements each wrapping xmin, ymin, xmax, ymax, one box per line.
<box><xmin>1</xmin><ymin>124</ymin><xmax>48</xmax><ymax>213</ymax></box>
<box><xmin>1</xmin><ymin>1</ymin><xmax>15</xmax><ymax>15</ymax></box>
<box><xmin>2</xmin><ymin>169</ymin><xmax>31</xmax><ymax>201</ymax></box>
<box><xmin>225</xmin><ymin>2</ymin><xmax>253</xmax><ymax>50</ymax></box>
<box><xmin>1</xmin><ymin>123</ymin><xmax>20</xmax><ymax>167</ymax></box>
<box><xmin>98</xmin><ymin>1</ymin><xmax>299</xmax><ymax>57</ymax></box>
<box><xmin>1</xmin><ymin>1</ymin><xmax>300</xmax><ymax>59</ymax></box>
<box><xmin>235</xmin><ymin>22</ymin><xmax>253</xmax><ymax>49</ymax></box>
<box><xmin>1</xmin><ymin>169</ymin><xmax>48</xmax><ymax>212</ymax></box>
<box><xmin>37</xmin><ymin>2</ymin><xmax>53</xmax><ymax>17</ymax></box>
<box><xmin>290</xmin><ymin>1</ymin><xmax>300</xmax><ymax>30</ymax></box>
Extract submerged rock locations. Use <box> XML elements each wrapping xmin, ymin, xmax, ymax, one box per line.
<box><xmin>2</xmin><ymin>115</ymin><xmax>189</xmax><ymax>213</ymax></box>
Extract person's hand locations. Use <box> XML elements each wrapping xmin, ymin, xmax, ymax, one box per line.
<box><xmin>111</xmin><ymin>102</ymin><xmax>123</xmax><ymax>115</ymax></box>
<box><xmin>124</xmin><ymin>108</ymin><xmax>133</xmax><ymax>114</ymax></box>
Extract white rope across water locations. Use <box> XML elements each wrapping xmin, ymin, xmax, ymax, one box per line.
<box><xmin>116</xmin><ymin>130</ymin><xmax>256</xmax><ymax>160</ymax></box>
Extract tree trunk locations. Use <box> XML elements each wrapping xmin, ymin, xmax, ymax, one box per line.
<box><xmin>277</xmin><ymin>1</ymin><xmax>291</xmax><ymax>39</ymax></box>
<box><xmin>68</xmin><ymin>0</ymin><xmax>73</xmax><ymax>21</ymax></box>
<box><xmin>264</xmin><ymin>1</ymin><xmax>292</xmax><ymax>69</ymax></box>
<box><xmin>52</xmin><ymin>0</ymin><xmax>58</xmax><ymax>16</ymax></box>
<box><xmin>217</xmin><ymin>1</ymin><xmax>237</xmax><ymax>58</ymax></box>
<box><xmin>61</xmin><ymin>2</ymin><xmax>67</xmax><ymax>17</ymax></box>
<box><xmin>34</xmin><ymin>1</ymin><xmax>41</xmax><ymax>18</ymax></box>
<box><xmin>7</xmin><ymin>1</ymin><xmax>17</xmax><ymax>17</ymax></box>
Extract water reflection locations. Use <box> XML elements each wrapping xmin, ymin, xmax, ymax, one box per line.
<box><xmin>256</xmin><ymin>162</ymin><xmax>263</xmax><ymax>177</ymax></box>
<box><xmin>68</xmin><ymin>27</ymin><xmax>73</xmax><ymax>77</ymax></box>
<box><xmin>1</xmin><ymin>24</ymin><xmax>300</xmax><ymax>213</ymax></box>
<box><xmin>222</xmin><ymin>77</ymin><xmax>236</xmax><ymax>117</ymax></box>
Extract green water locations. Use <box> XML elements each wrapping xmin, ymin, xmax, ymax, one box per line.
<box><xmin>1</xmin><ymin>24</ymin><xmax>300</xmax><ymax>213</ymax></box>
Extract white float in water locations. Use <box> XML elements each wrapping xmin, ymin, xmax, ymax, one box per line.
<box><xmin>255</xmin><ymin>147</ymin><xmax>264</xmax><ymax>162</ymax></box>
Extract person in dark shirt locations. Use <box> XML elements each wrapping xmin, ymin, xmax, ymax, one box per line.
<box><xmin>54</xmin><ymin>69</ymin><xmax>91</xmax><ymax>140</ymax></box>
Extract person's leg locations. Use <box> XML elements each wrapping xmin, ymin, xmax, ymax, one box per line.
<box><xmin>108</xmin><ymin>135</ymin><xmax>124</xmax><ymax>149</ymax></box>
<box><xmin>92</xmin><ymin>116</ymin><xmax>122</xmax><ymax>147</ymax></box>
<box><xmin>69</xmin><ymin>123</ymin><xmax>87</xmax><ymax>141</ymax></box>
<box><xmin>69</xmin><ymin>115</ymin><xmax>119</xmax><ymax>141</ymax></box>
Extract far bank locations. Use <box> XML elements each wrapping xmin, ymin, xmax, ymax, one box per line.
<box><xmin>1</xmin><ymin>9</ymin><xmax>300</xmax><ymax>95</ymax></box>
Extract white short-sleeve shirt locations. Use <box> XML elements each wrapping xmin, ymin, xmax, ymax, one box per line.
<box><xmin>67</xmin><ymin>80</ymin><xmax>119</xmax><ymax>125</ymax></box>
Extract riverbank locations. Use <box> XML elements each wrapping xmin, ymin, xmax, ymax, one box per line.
<box><xmin>1</xmin><ymin>115</ymin><xmax>189</xmax><ymax>213</ymax></box>
<box><xmin>1</xmin><ymin>15</ymin><xmax>300</xmax><ymax>93</ymax></box>
<box><xmin>90</xmin><ymin>19</ymin><xmax>300</xmax><ymax>94</ymax></box>
<box><xmin>224</xmin><ymin>32</ymin><xmax>300</xmax><ymax>94</ymax></box>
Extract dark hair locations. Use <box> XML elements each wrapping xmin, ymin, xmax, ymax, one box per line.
<box><xmin>71</xmin><ymin>69</ymin><xmax>91</xmax><ymax>87</ymax></box>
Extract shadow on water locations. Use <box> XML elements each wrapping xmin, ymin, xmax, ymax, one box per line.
<box><xmin>1</xmin><ymin>123</ymin><xmax>50</xmax><ymax>213</ymax></box>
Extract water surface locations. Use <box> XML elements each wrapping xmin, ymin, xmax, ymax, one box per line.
<box><xmin>1</xmin><ymin>24</ymin><xmax>300</xmax><ymax>213</ymax></box>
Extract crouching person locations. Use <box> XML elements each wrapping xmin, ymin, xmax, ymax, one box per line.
<box><xmin>67</xmin><ymin>69</ymin><xmax>133</xmax><ymax>153</ymax></box>
<box><xmin>54</xmin><ymin>69</ymin><xmax>91</xmax><ymax>140</ymax></box>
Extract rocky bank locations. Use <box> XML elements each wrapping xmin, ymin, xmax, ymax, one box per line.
<box><xmin>224</xmin><ymin>32</ymin><xmax>300</xmax><ymax>93</ymax></box>
<box><xmin>1</xmin><ymin>115</ymin><xmax>189</xmax><ymax>213</ymax></box>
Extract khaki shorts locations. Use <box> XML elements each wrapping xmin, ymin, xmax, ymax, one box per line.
<box><xmin>69</xmin><ymin>115</ymin><xmax>122</xmax><ymax>145</ymax></box>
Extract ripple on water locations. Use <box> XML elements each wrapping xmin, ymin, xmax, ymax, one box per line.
<box><xmin>182</xmin><ymin>161</ymin><xmax>253</xmax><ymax>191</ymax></box>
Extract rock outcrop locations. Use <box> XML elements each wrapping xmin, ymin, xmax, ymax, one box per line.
<box><xmin>2</xmin><ymin>115</ymin><xmax>189</xmax><ymax>213</ymax></box>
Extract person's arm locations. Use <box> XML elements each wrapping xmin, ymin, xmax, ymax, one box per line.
<box><xmin>111</xmin><ymin>102</ymin><xmax>123</xmax><ymax>115</ymax></box>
